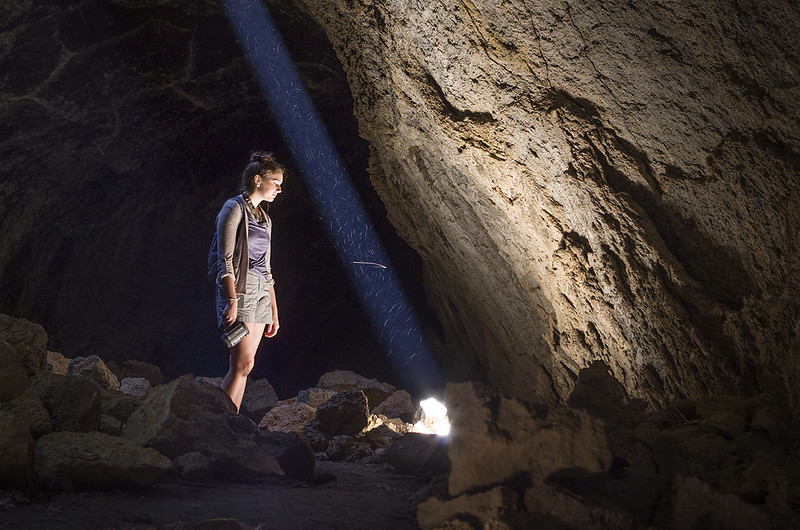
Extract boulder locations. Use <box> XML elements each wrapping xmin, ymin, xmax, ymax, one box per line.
<box><xmin>445</xmin><ymin>381</ymin><xmax>612</xmax><ymax>496</ymax></box>
<box><xmin>363</xmin><ymin>422</ymin><xmax>404</xmax><ymax>449</ymax></box>
<box><xmin>99</xmin><ymin>388</ymin><xmax>143</xmax><ymax>424</ymax></box>
<box><xmin>120</xmin><ymin>377</ymin><xmax>152</xmax><ymax>399</ymax></box>
<box><xmin>526</xmin><ymin>468</ymin><xmax>669</xmax><ymax>529</ymax></box>
<box><xmin>0</xmin><ymin>315</ymin><xmax>47</xmax><ymax>377</ymax></box>
<box><xmin>0</xmin><ymin>339</ymin><xmax>32</xmax><ymax>402</ymax></box>
<box><xmin>297</xmin><ymin>387</ymin><xmax>337</xmax><ymax>409</ymax></box>
<box><xmin>35</xmin><ymin>431</ymin><xmax>173</xmax><ymax>490</ymax></box>
<box><xmin>173</xmin><ymin>451</ymin><xmax>213</xmax><ymax>482</ymax></box>
<box><xmin>372</xmin><ymin>389</ymin><xmax>415</xmax><ymax>422</ymax></box>
<box><xmin>0</xmin><ymin>411</ymin><xmax>36</xmax><ymax>490</ymax></box>
<box><xmin>120</xmin><ymin>359</ymin><xmax>168</xmax><ymax>387</ymax></box>
<box><xmin>417</xmin><ymin>485</ymin><xmax>519</xmax><ymax>530</ymax></box>
<box><xmin>255</xmin><ymin>430</ymin><xmax>315</xmax><ymax>481</ymax></box>
<box><xmin>385</xmin><ymin>432</ymin><xmax>449</xmax><ymax>476</ymax></box>
<box><xmin>67</xmin><ymin>355</ymin><xmax>120</xmax><ymax>391</ymax></box>
<box><xmin>653</xmin><ymin>475</ymin><xmax>770</xmax><ymax>530</ymax></box>
<box><xmin>315</xmin><ymin>388</ymin><xmax>369</xmax><ymax>438</ymax></box>
<box><xmin>46</xmin><ymin>351</ymin><xmax>70</xmax><ymax>374</ymax></box>
<box><xmin>240</xmin><ymin>378</ymin><xmax>279</xmax><ymax>424</ymax></box>
<box><xmin>98</xmin><ymin>414</ymin><xmax>122</xmax><ymax>436</ymax></box>
<box><xmin>258</xmin><ymin>400</ymin><xmax>316</xmax><ymax>434</ymax></box>
<box><xmin>693</xmin><ymin>394</ymin><xmax>750</xmax><ymax>438</ymax></box>
<box><xmin>0</xmin><ymin>389</ymin><xmax>53</xmax><ymax>438</ymax></box>
<box><xmin>325</xmin><ymin>435</ymin><xmax>372</xmax><ymax>462</ymax></box>
<box><xmin>316</xmin><ymin>370</ymin><xmax>396</xmax><ymax>409</ymax></box>
<box><xmin>33</xmin><ymin>372</ymin><xmax>101</xmax><ymax>432</ymax></box>
<box><xmin>122</xmin><ymin>375</ymin><xmax>283</xmax><ymax>481</ymax></box>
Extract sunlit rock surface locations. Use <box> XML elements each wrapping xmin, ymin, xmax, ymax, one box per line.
<box><xmin>301</xmin><ymin>0</ymin><xmax>800</xmax><ymax>406</ymax></box>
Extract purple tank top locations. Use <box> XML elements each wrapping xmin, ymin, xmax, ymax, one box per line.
<box><xmin>246</xmin><ymin>208</ymin><xmax>271</xmax><ymax>279</ymax></box>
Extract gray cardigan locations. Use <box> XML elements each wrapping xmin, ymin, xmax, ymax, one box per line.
<box><xmin>215</xmin><ymin>195</ymin><xmax>274</xmax><ymax>294</ymax></box>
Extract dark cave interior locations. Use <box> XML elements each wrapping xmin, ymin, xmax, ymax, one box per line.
<box><xmin>0</xmin><ymin>0</ymin><xmax>441</xmax><ymax>400</ymax></box>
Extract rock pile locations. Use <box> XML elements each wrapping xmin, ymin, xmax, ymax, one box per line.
<box><xmin>0</xmin><ymin>315</ymin><xmax>443</xmax><ymax>493</ymax></box>
<box><xmin>418</xmin><ymin>361</ymin><xmax>800</xmax><ymax>529</ymax></box>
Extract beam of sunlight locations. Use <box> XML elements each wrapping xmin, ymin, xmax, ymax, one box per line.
<box><xmin>221</xmin><ymin>0</ymin><xmax>442</xmax><ymax>394</ymax></box>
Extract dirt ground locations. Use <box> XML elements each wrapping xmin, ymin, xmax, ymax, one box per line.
<box><xmin>0</xmin><ymin>461</ymin><xmax>439</xmax><ymax>529</ymax></box>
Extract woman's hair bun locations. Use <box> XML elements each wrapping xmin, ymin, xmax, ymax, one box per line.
<box><xmin>249</xmin><ymin>151</ymin><xmax>275</xmax><ymax>163</ymax></box>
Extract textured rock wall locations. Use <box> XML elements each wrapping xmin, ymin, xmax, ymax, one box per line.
<box><xmin>301</xmin><ymin>0</ymin><xmax>800</xmax><ymax>406</ymax></box>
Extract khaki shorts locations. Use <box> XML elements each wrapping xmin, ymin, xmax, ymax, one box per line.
<box><xmin>217</xmin><ymin>270</ymin><xmax>273</xmax><ymax>328</ymax></box>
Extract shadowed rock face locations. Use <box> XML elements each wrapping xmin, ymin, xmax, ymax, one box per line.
<box><xmin>2</xmin><ymin>1</ymin><xmax>799</xmax><ymax>408</ymax></box>
<box><xmin>300</xmin><ymin>0</ymin><xmax>800</xmax><ymax>406</ymax></box>
<box><xmin>0</xmin><ymin>0</ymin><xmax>423</xmax><ymax>397</ymax></box>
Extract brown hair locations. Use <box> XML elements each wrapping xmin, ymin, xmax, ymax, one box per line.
<box><xmin>240</xmin><ymin>151</ymin><xmax>284</xmax><ymax>193</ymax></box>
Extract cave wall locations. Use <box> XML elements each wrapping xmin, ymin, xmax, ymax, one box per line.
<box><xmin>300</xmin><ymin>0</ymin><xmax>800</xmax><ymax>407</ymax></box>
<box><xmin>0</xmin><ymin>0</ymin><xmax>425</xmax><ymax>397</ymax></box>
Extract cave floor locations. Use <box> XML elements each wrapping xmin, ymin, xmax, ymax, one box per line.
<box><xmin>0</xmin><ymin>461</ymin><xmax>433</xmax><ymax>529</ymax></box>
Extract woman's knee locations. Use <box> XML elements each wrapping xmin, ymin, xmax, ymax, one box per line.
<box><xmin>233</xmin><ymin>356</ymin><xmax>255</xmax><ymax>376</ymax></box>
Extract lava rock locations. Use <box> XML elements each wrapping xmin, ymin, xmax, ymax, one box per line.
<box><xmin>35</xmin><ymin>431</ymin><xmax>173</xmax><ymax>491</ymax></box>
<box><xmin>67</xmin><ymin>354</ymin><xmax>120</xmax><ymax>391</ymax></box>
<box><xmin>315</xmin><ymin>388</ymin><xmax>369</xmax><ymax>438</ymax></box>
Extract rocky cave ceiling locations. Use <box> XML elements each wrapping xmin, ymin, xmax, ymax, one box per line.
<box><xmin>1</xmin><ymin>0</ymin><xmax>799</xmax><ymax>409</ymax></box>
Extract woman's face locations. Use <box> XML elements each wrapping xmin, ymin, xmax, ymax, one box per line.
<box><xmin>256</xmin><ymin>170</ymin><xmax>283</xmax><ymax>202</ymax></box>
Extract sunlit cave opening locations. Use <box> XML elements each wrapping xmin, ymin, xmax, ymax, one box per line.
<box><xmin>410</xmin><ymin>397</ymin><xmax>451</xmax><ymax>436</ymax></box>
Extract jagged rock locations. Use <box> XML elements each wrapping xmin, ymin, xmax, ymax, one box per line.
<box><xmin>417</xmin><ymin>485</ymin><xmax>519</xmax><ymax>530</ymax></box>
<box><xmin>385</xmin><ymin>432</ymin><xmax>449</xmax><ymax>476</ymax></box>
<box><xmin>258</xmin><ymin>400</ymin><xmax>316</xmax><ymax>434</ymax></box>
<box><xmin>195</xmin><ymin>376</ymin><xmax>223</xmax><ymax>387</ymax></box>
<box><xmin>67</xmin><ymin>354</ymin><xmax>120</xmax><ymax>391</ymax></box>
<box><xmin>653</xmin><ymin>475</ymin><xmax>770</xmax><ymax>529</ymax></box>
<box><xmin>316</xmin><ymin>370</ymin><xmax>396</xmax><ymax>409</ymax></box>
<box><xmin>45</xmin><ymin>351</ymin><xmax>70</xmax><ymax>374</ymax></box>
<box><xmin>0</xmin><ymin>389</ymin><xmax>53</xmax><ymax>438</ymax></box>
<box><xmin>173</xmin><ymin>451</ymin><xmax>213</xmax><ymax>482</ymax></box>
<box><xmin>0</xmin><ymin>315</ymin><xmax>47</xmax><ymax>378</ymax></box>
<box><xmin>120</xmin><ymin>360</ymin><xmax>168</xmax><ymax>387</ymax></box>
<box><xmin>315</xmin><ymin>388</ymin><xmax>369</xmax><ymax>438</ymax></box>
<box><xmin>33</xmin><ymin>372</ymin><xmax>101</xmax><ymax>432</ymax></box>
<box><xmin>122</xmin><ymin>375</ymin><xmax>283</xmax><ymax>481</ymax></box>
<box><xmin>0</xmin><ymin>339</ymin><xmax>32</xmax><ymax>402</ymax></box>
<box><xmin>300</xmin><ymin>419</ymin><xmax>330</xmax><ymax>453</ymax></box>
<box><xmin>693</xmin><ymin>394</ymin><xmax>750</xmax><ymax>438</ymax></box>
<box><xmin>297</xmin><ymin>387</ymin><xmax>337</xmax><ymax>409</ymax></box>
<box><xmin>240</xmin><ymin>378</ymin><xmax>279</xmax><ymax>424</ymax></box>
<box><xmin>255</xmin><ymin>430</ymin><xmax>315</xmax><ymax>481</ymax></box>
<box><xmin>99</xmin><ymin>388</ymin><xmax>143</xmax><ymax>424</ymax></box>
<box><xmin>120</xmin><ymin>377</ymin><xmax>152</xmax><ymax>399</ymax></box>
<box><xmin>98</xmin><ymin>414</ymin><xmax>122</xmax><ymax>436</ymax></box>
<box><xmin>35</xmin><ymin>431</ymin><xmax>173</xmax><ymax>491</ymax></box>
<box><xmin>325</xmin><ymin>435</ymin><xmax>372</xmax><ymax>462</ymax></box>
<box><xmin>445</xmin><ymin>381</ymin><xmax>612</xmax><ymax>496</ymax></box>
<box><xmin>0</xmin><ymin>411</ymin><xmax>36</xmax><ymax>491</ymax></box>
<box><xmin>526</xmin><ymin>468</ymin><xmax>669</xmax><ymax>529</ymax></box>
<box><xmin>363</xmin><ymin>423</ymin><xmax>404</xmax><ymax>449</ymax></box>
<box><xmin>372</xmin><ymin>389</ymin><xmax>414</xmax><ymax>422</ymax></box>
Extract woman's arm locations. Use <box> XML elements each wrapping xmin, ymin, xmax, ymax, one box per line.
<box><xmin>217</xmin><ymin>199</ymin><xmax>243</xmax><ymax>329</ymax></box>
<box><xmin>266</xmin><ymin>284</ymin><xmax>279</xmax><ymax>337</ymax></box>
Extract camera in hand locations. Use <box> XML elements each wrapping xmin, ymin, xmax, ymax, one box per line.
<box><xmin>221</xmin><ymin>321</ymin><xmax>249</xmax><ymax>348</ymax></box>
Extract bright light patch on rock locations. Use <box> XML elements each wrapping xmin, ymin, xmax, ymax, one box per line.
<box><xmin>412</xmin><ymin>398</ymin><xmax>450</xmax><ymax>436</ymax></box>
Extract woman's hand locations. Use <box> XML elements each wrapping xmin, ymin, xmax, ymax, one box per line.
<box><xmin>222</xmin><ymin>300</ymin><xmax>238</xmax><ymax>329</ymax></box>
<box><xmin>265</xmin><ymin>313</ymin><xmax>279</xmax><ymax>338</ymax></box>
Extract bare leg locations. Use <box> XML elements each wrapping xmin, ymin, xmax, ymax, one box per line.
<box><xmin>220</xmin><ymin>322</ymin><xmax>267</xmax><ymax>412</ymax></box>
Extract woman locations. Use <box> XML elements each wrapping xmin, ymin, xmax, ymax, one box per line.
<box><xmin>214</xmin><ymin>151</ymin><xmax>283</xmax><ymax>412</ymax></box>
